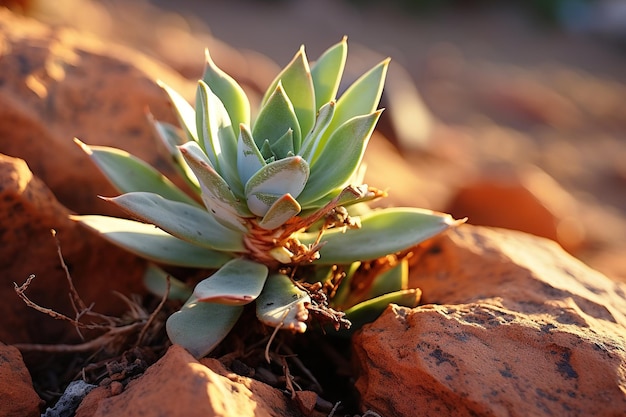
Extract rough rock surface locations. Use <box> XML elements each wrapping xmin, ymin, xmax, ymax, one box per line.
<box><xmin>76</xmin><ymin>345</ymin><xmax>308</xmax><ymax>417</ymax></box>
<box><xmin>0</xmin><ymin>153</ymin><xmax>145</xmax><ymax>344</ymax></box>
<box><xmin>0</xmin><ymin>9</ymin><xmax>193</xmax><ymax>216</ymax></box>
<box><xmin>0</xmin><ymin>344</ymin><xmax>42</xmax><ymax>417</ymax></box>
<box><xmin>353</xmin><ymin>225</ymin><xmax>626</xmax><ymax>416</ymax></box>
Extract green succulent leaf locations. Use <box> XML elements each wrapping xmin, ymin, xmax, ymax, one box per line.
<box><xmin>167</xmin><ymin>296</ymin><xmax>243</xmax><ymax>358</ymax></box>
<box><xmin>258</xmin><ymin>193</ymin><xmax>301</xmax><ymax>230</ymax></box>
<box><xmin>193</xmin><ymin>258</ymin><xmax>268</xmax><ymax>305</ymax></box>
<box><xmin>312</xmin><ymin>59</ymin><xmax>389</xmax><ymax>164</ymax></box>
<box><xmin>368</xmin><ymin>259</ymin><xmax>409</xmax><ymax>300</ymax></box>
<box><xmin>311</xmin><ymin>37</ymin><xmax>347</xmax><ymax>110</ymax></box>
<box><xmin>74</xmin><ymin>139</ymin><xmax>199</xmax><ymax>207</ymax></box>
<box><xmin>342</xmin><ymin>289</ymin><xmax>421</xmax><ymax>333</ymax></box>
<box><xmin>147</xmin><ymin>114</ymin><xmax>200</xmax><ymax>192</ymax></box>
<box><xmin>143</xmin><ymin>263</ymin><xmax>192</xmax><ymax>301</ymax></box>
<box><xmin>72</xmin><ymin>215</ymin><xmax>232</xmax><ymax>268</ymax></box>
<box><xmin>245</xmin><ymin>156</ymin><xmax>309</xmax><ymax>217</ymax></box>
<box><xmin>336</xmin><ymin>259</ymin><xmax>409</xmax><ymax>311</ymax></box>
<box><xmin>157</xmin><ymin>80</ymin><xmax>198</xmax><ymax>142</ymax></box>
<box><xmin>253</xmin><ymin>83</ymin><xmax>301</xmax><ymax>157</ymax></box>
<box><xmin>270</xmin><ymin>129</ymin><xmax>294</xmax><ymax>160</ymax></box>
<box><xmin>196</xmin><ymin>81</ymin><xmax>242</xmax><ymax>195</ymax></box>
<box><xmin>262</xmin><ymin>46</ymin><xmax>315</xmax><ymax>141</ymax></box>
<box><xmin>179</xmin><ymin>141</ymin><xmax>251</xmax><ymax>232</ymax></box>
<box><xmin>298</xmin><ymin>101</ymin><xmax>335</xmax><ymax>162</ymax></box>
<box><xmin>202</xmin><ymin>48</ymin><xmax>251</xmax><ymax>133</ymax></box>
<box><xmin>256</xmin><ymin>273</ymin><xmax>311</xmax><ymax>333</ymax></box>
<box><xmin>237</xmin><ymin>124</ymin><xmax>266</xmax><ymax>185</ymax></box>
<box><xmin>260</xmin><ymin>140</ymin><xmax>274</xmax><ymax>162</ymax></box>
<box><xmin>103</xmin><ymin>192</ymin><xmax>245</xmax><ymax>252</ymax></box>
<box><xmin>297</xmin><ymin>110</ymin><xmax>381</xmax><ymax>206</ymax></box>
<box><xmin>298</xmin><ymin>208</ymin><xmax>461</xmax><ymax>264</ymax></box>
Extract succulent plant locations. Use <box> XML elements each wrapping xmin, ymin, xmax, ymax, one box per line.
<box><xmin>72</xmin><ymin>38</ymin><xmax>462</xmax><ymax>358</ymax></box>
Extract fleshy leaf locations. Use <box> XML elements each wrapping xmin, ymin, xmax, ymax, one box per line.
<box><xmin>147</xmin><ymin>114</ymin><xmax>200</xmax><ymax>192</ymax></box>
<box><xmin>203</xmin><ymin>48</ymin><xmax>251</xmax><ymax>133</ymax></box>
<box><xmin>298</xmin><ymin>101</ymin><xmax>335</xmax><ymax>162</ymax></box>
<box><xmin>253</xmin><ymin>83</ymin><xmax>301</xmax><ymax>155</ymax></box>
<box><xmin>311</xmin><ymin>59</ymin><xmax>389</xmax><ymax>163</ymax></box>
<box><xmin>179</xmin><ymin>141</ymin><xmax>250</xmax><ymax>232</ymax></box>
<box><xmin>193</xmin><ymin>258</ymin><xmax>268</xmax><ymax>305</ymax></box>
<box><xmin>72</xmin><ymin>215</ymin><xmax>232</xmax><ymax>268</ymax></box>
<box><xmin>166</xmin><ymin>295</ymin><xmax>243</xmax><ymax>358</ymax></box>
<box><xmin>245</xmin><ymin>192</ymin><xmax>280</xmax><ymax>218</ymax></box>
<box><xmin>256</xmin><ymin>273</ymin><xmax>311</xmax><ymax>333</ymax></box>
<box><xmin>258</xmin><ymin>193</ymin><xmax>301</xmax><ymax>230</ymax></box>
<box><xmin>262</xmin><ymin>46</ymin><xmax>315</xmax><ymax>141</ymax></box>
<box><xmin>157</xmin><ymin>80</ymin><xmax>198</xmax><ymax>142</ymax></box>
<box><xmin>260</xmin><ymin>139</ymin><xmax>274</xmax><ymax>161</ymax></box>
<box><xmin>237</xmin><ymin>124</ymin><xmax>266</xmax><ymax>185</ymax></box>
<box><xmin>75</xmin><ymin>139</ymin><xmax>198</xmax><ymax>207</ymax></box>
<box><xmin>368</xmin><ymin>259</ymin><xmax>409</xmax><ymax>299</ymax></box>
<box><xmin>195</xmin><ymin>81</ymin><xmax>242</xmax><ymax>195</ymax></box>
<box><xmin>297</xmin><ymin>111</ymin><xmax>381</xmax><ymax>206</ymax></box>
<box><xmin>338</xmin><ymin>259</ymin><xmax>409</xmax><ymax>310</ymax></box>
<box><xmin>269</xmin><ymin>129</ymin><xmax>294</xmax><ymax>160</ymax></box>
<box><xmin>311</xmin><ymin>37</ymin><xmax>347</xmax><ymax>110</ymax></box>
<box><xmin>342</xmin><ymin>289</ymin><xmax>421</xmax><ymax>333</ymax></box>
<box><xmin>298</xmin><ymin>208</ymin><xmax>463</xmax><ymax>264</ymax></box>
<box><xmin>245</xmin><ymin>156</ymin><xmax>309</xmax><ymax>216</ymax></box>
<box><xmin>143</xmin><ymin>263</ymin><xmax>192</xmax><ymax>301</ymax></box>
<box><xmin>104</xmin><ymin>192</ymin><xmax>245</xmax><ymax>252</ymax></box>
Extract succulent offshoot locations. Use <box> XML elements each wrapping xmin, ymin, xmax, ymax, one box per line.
<box><xmin>73</xmin><ymin>38</ymin><xmax>463</xmax><ymax>358</ymax></box>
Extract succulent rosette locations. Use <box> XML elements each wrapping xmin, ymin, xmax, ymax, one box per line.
<box><xmin>73</xmin><ymin>38</ymin><xmax>462</xmax><ymax>357</ymax></box>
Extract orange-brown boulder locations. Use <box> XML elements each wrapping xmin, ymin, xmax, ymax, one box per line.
<box><xmin>76</xmin><ymin>344</ymin><xmax>309</xmax><ymax>417</ymax></box>
<box><xmin>353</xmin><ymin>225</ymin><xmax>626</xmax><ymax>416</ymax></box>
<box><xmin>446</xmin><ymin>166</ymin><xmax>585</xmax><ymax>253</ymax></box>
<box><xmin>0</xmin><ymin>344</ymin><xmax>42</xmax><ymax>417</ymax></box>
<box><xmin>0</xmin><ymin>9</ymin><xmax>193</xmax><ymax>216</ymax></box>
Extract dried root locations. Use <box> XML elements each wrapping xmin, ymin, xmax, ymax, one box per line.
<box><xmin>13</xmin><ymin>230</ymin><xmax>169</xmax><ymax>357</ymax></box>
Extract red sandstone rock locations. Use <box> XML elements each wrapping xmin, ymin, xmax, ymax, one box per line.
<box><xmin>77</xmin><ymin>345</ymin><xmax>308</xmax><ymax>417</ymax></box>
<box><xmin>353</xmin><ymin>225</ymin><xmax>626</xmax><ymax>416</ymax></box>
<box><xmin>446</xmin><ymin>166</ymin><xmax>586</xmax><ymax>253</ymax></box>
<box><xmin>0</xmin><ymin>9</ymin><xmax>193</xmax><ymax>216</ymax></box>
<box><xmin>0</xmin><ymin>154</ymin><xmax>145</xmax><ymax>344</ymax></box>
<box><xmin>0</xmin><ymin>344</ymin><xmax>42</xmax><ymax>417</ymax></box>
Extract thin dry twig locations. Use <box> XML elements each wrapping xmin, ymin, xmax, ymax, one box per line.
<box><xmin>279</xmin><ymin>355</ymin><xmax>298</xmax><ymax>399</ymax></box>
<box><xmin>264</xmin><ymin>310</ymin><xmax>288</xmax><ymax>364</ymax></box>
<box><xmin>13</xmin><ymin>322</ymin><xmax>145</xmax><ymax>353</ymax></box>
<box><xmin>327</xmin><ymin>401</ymin><xmax>341</xmax><ymax>417</ymax></box>
<box><xmin>135</xmin><ymin>275</ymin><xmax>170</xmax><ymax>347</ymax></box>
<box><xmin>52</xmin><ymin>229</ymin><xmax>88</xmax><ymax>314</ymax></box>
<box><xmin>281</xmin><ymin>344</ymin><xmax>323</xmax><ymax>393</ymax></box>
<box><xmin>13</xmin><ymin>275</ymin><xmax>102</xmax><ymax>330</ymax></box>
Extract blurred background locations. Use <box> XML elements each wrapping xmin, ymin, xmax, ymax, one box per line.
<box><xmin>4</xmin><ymin>0</ymin><xmax>626</xmax><ymax>280</ymax></box>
